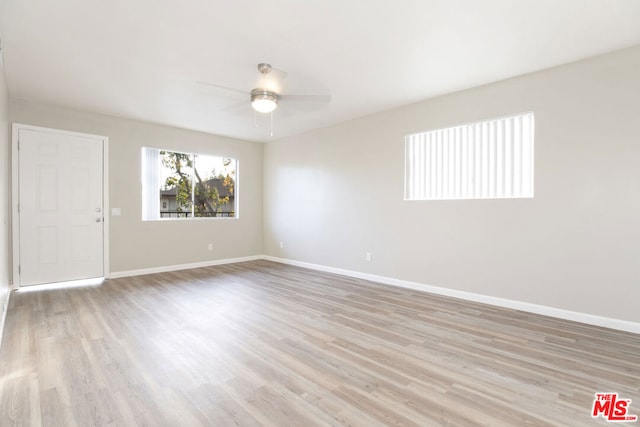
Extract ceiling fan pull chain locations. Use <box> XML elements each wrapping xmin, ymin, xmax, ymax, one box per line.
<box><xmin>270</xmin><ymin>111</ymin><xmax>274</xmax><ymax>137</ymax></box>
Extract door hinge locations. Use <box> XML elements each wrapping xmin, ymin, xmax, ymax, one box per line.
<box><xmin>18</xmin><ymin>265</ymin><xmax>21</xmax><ymax>274</ymax></box>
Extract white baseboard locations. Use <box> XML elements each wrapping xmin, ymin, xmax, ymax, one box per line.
<box><xmin>108</xmin><ymin>255</ymin><xmax>263</xmax><ymax>279</ymax></box>
<box><xmin>262</xmin><ymin>256</ymin><xmax>640</xmax><ymax>335</ymax></box>
<box><xmin>106</xmin><ymin>254</ymin><xmax>640</xmax><ymax>334</ymax></box>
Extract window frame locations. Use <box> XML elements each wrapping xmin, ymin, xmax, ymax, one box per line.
<box><xmin>141</xmin><ymin>147</ymin><xmax>239</xmax><ymax>221</ymax></box>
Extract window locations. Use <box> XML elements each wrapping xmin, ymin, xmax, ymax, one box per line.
<box><xmin>142</xmin><ymin>148</ymin><xmax>237</xmax><ymax>220</ymax></box>
<box><xmin>404</xmin><ymin>112</ymin><xmax>534</xmax><ymax>200</ymax></box>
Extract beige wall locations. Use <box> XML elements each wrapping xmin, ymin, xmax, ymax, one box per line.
<box><xmin>264</xmin><ymin>45</ymin><xmax>640</xmax><ymax>323</ymax></box>
<box><xmin>0</xmin><ymin>62</ymin><xmax>10</xmax><ymax>333</ymax></box>
<box><xmin>10</xmin><ymin>100</ymin><xmax>264</xmax><ymax>273</ymax></box>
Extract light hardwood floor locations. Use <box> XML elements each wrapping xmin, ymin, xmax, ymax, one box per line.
<box><xmin>1</xmin><ymin>260</ymin><xmax>638</xmax><ymax>426</ymax></box>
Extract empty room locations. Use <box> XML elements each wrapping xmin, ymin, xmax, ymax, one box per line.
<box><xmin>0</xmin><ymin>1</ymin><xmax>639</xmax><ymax>426</ymax></box>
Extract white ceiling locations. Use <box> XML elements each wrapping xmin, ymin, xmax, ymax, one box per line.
<box><xmin>1</xmin><ymin>0</ymin><xmax>640</xmax><ymax>142</ymax></box>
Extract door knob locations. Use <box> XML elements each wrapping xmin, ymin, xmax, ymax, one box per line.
<box><xmin>95</xmin><ymin>218</ymin><xmax>102</xmax><ymax>223</ymax></box>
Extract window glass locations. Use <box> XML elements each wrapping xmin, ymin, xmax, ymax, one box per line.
<box><xmin>142</xmin><ymin>148</ymin><xmax>237</xmax><ymax>220</ymax></box>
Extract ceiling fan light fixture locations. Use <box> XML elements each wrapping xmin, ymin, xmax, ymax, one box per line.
<box><xmin>251</xmin><ymin>89</ymin><xmax>278</xmax><ymax>113</ymax></box>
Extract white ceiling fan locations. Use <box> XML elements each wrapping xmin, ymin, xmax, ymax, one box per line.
<box><xmin>196</xmin><ymin>63</ymin><xmax>331</xmax><ymax>135</ymax></box>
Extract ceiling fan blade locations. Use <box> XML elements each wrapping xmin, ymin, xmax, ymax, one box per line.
<box><xmin>196</xmin><ymin>81</ymin><xmax>248</xmax><ymax>98</ymax></box>
<box><xmin>218</xmin><ymin>100</ymin><xmax>250</xmax><ymax>113</ymax></box>
<box><xmin>280</xmin><ymin>93</ymin><xmax>331</xmax><ymax>103</ymax></box>
<box><xmin>269</xmin><ymin>65</ymin><xmax>289</xmax><ymax>82</ymax></box>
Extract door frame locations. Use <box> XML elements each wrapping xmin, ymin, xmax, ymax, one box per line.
<box><xmin>11</xmin><ymin>123</ymin><xmax>110</xmax><ymax>289</ymax></box>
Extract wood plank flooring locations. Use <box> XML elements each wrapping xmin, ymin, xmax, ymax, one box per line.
<box><xmin>1</xmin><ymin>260</ymin><xmax>639</xmax><ymax>426</ymax></box>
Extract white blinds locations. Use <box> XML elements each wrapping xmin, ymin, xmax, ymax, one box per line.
<box><xmin>141</xmin><ymin>147</ymin><xmax>161</xmax><ymax>220</ymax></box>
<box><xmin>404</xmin><ymin>112</ymin><xmax>534</xmax><ymax>200</ymax></box>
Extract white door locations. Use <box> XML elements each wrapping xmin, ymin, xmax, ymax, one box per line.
<box><xmin>17</xmin><ymin>128</ymin><xmax>105</xmax><ymax>286</ymax></box>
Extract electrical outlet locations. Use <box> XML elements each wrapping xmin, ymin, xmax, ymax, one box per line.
<box><xmin>365</xmin><ymin>252</ymin><xmax>372</xmax><ymax>262</ymax></box>
<box><xmin>279</xmin><ymin>241</ymin><xmax>284</xmax><ymax>249</ymax></box>
<box><xmin>207</xmin><ymin>243</ymin><xmax>213</xmax><ymax>251</ymax></box>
